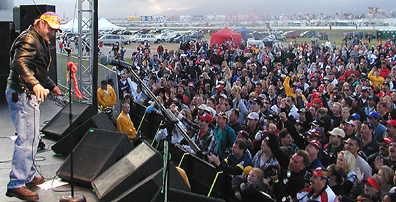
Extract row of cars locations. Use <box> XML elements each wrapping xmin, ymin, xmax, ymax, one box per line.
<box><xmin>281</xmin><ymin>30</ymin><xmax>328</xmax><ymax>40</ymax></box>
<box><xmin>97</xmin><ymin>30</ymin><xmax>205</xmax><ymax>45</ymax></box>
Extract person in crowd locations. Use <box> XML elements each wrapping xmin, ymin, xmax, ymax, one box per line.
<box><xmin>267</xmin><ymin>123</ymin><xmax>310</xmax><ymax>201</ymax></box>
<box><xmin>213</xmin><ymin>112</ymin><xmax>236</xmax><ymax>159</ymax></box>
<box><xmin>360</xmin><ymin>121</ymin><xmax>380</xmax><ymax>157</ymax></box>
<box><xmin>252</xmin><ymin>137</ymin><xmax>279</xmax><ymax>173</ymax></box>
<box><xmin>344</xmin><ymin>136</ymin><xmax>373</xmax><ymax>180</ymax></box>
<box><xmin>207</xmin><ymin>139</ymin><xmax>253</xmax><ymax>175</ymax></box>
<box><xmin>296</xmin><ymin>167</ymin><xmax>336</xmax><ymax>202</ymax></box>
<box><xmin>97</xmin><ymin>80</ymin><xmax>117</xmax><ymax>119</ymax></box>
<box><xmin>117</xmin><ymin>102</ymin><xmax>137</xmax><ymax>142</ymax></box>
<box><xmin>322</xmin><ymin>127</ymin><xmax>345</xmax><ymax>167</ymax></box>
<box><xmin>232</xmin><ymin>168</ymin><xmax>271</xmax><ymax>201</ymax></box>
<box><xmin>376</xmin><ymin>165</ymin><xmax>394</xmax><ymax>199</ymax></box>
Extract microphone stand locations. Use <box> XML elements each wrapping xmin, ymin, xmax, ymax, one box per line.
<box><xmin>100</xmin><ymin>56</ymin><xmax>200</xmax><ymax>201</ymax></box>
<box><xmin>60</xmin><ymin>48</ymin><xmax>86</xmax><ymax>202</ymax></box>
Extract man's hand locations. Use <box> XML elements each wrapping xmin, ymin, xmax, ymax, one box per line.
<box><xmin>51</xmin><ymin>86</ymin><xmax>62</xmax><ymax>96</ymax></box>
<box><xmin>33</xmin><ymin>84</ymin><xmax>49</xmax><ymax>102</ymax></box>
<box><xmin>207</xmin><ymin>152</ymin><xmax>220</xmax><ymax>166</ymax></box>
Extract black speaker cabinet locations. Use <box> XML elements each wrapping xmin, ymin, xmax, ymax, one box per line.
<box><xmin>19</xmin><ymin>5</ymin><xmax>55</xmax><ymax>34</ymax></box>
<box><xmin>111</xmin><ymin>164</ymin><xmax>191</xmax><ymax>202</ymax></box>
<box><xmin>52</xmin><ymin>112</ymin><xmax>116</xmax><ymax>155</ymax></box>
<box><xmin>41</xmin><ymin>102</ymin><xmax>96</xmax><ymax>140</ymax></box>
<box><xmin>19</xmin><ymin>5</ymin><xmax>57</xmax><ymax>83</ymax></box>
<box><xmin>0</xmin><ymin>21</ymin><xmax>12</xmax><ymax>101</ymax></box>
<box><xmin>151</xmin><ymin>188</ymin><xmax>226</xmax><ymax>202</ymax></box>
<box><xmin>92</xmin><ymin>142</ymin><xmax>167</xmax><ymax>201</ymax></box>
<box><xmin>57</xmin><ymin>128</ymin><xmax>133</xmax><ymax>187</ymax></box>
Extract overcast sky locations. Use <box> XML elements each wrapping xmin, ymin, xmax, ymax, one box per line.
<box><xmin>14</xmin><ymin>0</ymin><xmax>396</xmax><ymax>19</ymax></box>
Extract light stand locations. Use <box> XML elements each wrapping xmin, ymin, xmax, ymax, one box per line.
<box><xmin>59</xmin><ymin>48</ymin><xmax>86</xmax><ymax>202</ymax></box>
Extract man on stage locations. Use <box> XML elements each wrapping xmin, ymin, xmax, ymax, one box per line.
<box><xmin>5</xmin><ymin>12</ymin><xmax>62</xmax><ymax>201</ymax></box>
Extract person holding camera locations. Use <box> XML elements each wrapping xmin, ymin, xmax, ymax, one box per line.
<box><xmin>267</xmin><ymin>124</ymin><xmax>310</xmax><ymax>201</ymax></box>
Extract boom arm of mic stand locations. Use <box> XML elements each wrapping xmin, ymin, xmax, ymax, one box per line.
<box><xmin>128</xmin><ymin>67</ymin><xmax>201</xmax><ymax>154</ymax></box>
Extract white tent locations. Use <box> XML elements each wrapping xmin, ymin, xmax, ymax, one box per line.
<box><xmin>61</xmin><ymin>18</ymin><xmax>125</xmax><ymax>32</ymax></box>
<box><xmin>61</xmin><ymin>18</ymin><xmax>89</xmax><ymax>32</ymax></box>
<box><xmin>98</xmin><ymin>18</ymin><xmax>125</xmax><ymax>30</ymax></box>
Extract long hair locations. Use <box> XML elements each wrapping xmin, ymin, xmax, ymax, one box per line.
<box><xmin>339</xmin><ymin>150</ymin><xmax>355</xmax><ymax>172</ymax></box>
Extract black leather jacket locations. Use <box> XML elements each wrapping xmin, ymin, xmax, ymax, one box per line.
<box><xmin>7</xmin><ymin>25</ymin><xmax>56</xmax><ymax>93</ymax></box>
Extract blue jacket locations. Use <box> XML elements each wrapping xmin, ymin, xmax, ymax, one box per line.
<box><xmin>214</xmin><ymin>125</ymin><xmax>236</xmax><ymax>159</ymax></box>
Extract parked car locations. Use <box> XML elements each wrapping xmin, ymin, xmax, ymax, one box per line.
<box><xmin>282</xmin><ymin>30</ymin><xmax>300</xmax><ymax>39</ymax></box>
<box><xmin>190</xmin><ymin>31</ymin><xmax>204</xmax><ymax>39</ymax></box>
<box><xmin>267</xmin><ymin>34</ymin><xmax>285</xmax><ymax>41</ymax></box>
<box><xmin>156</xmin><ymin>33</ymin><xmax>175</xmax><ymax>42</ymax></box>
<box><xmin>135</xmin><ymin>34</ymin><xmax>158</xmax><ymax>43</ymax></box>
<box><xmin>121</xmin><ymin>31</ymin><xmax>133</xmax><ymax>35</ymax></box>
<box><xmin>168</xmin><ymin>33</ymin><xmax>182</xmax><ymax>43</ymax></box>
<box><xmin>300</xmin><ymin>31</ymin><xmax>316</xmax><ymax>38</ymax></box>
<box><xmin>318</xmin><ymin>32</ymin><xmax>328</xmax><ymax>40</ymax></box>
<box><xmin>174</xmin><ymin>35</ymin><xmax>195</xmax><ymax>43</ymax></box>
<box><xmin>98</xmin><ymin>34</ymin><xmax>131</xmax><ymax>45</ymax></box>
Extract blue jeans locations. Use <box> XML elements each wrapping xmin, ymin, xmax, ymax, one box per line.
<box><xmin>6</xmin><ymin>87</ymin><xmax>40</xmax><ymax>189</ymax></box>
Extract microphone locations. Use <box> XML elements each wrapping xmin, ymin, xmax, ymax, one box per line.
<box><xmin>100</xmin><ymin>55</ymin><xmax>134</xmax><ymax>70</ymax></box>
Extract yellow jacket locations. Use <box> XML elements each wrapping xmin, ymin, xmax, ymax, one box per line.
<box><xmin>283</xmin><ymin>76</ymin><xmax>306</xmax><ymax>100</ymax></box>
<box><xmin>368</xmin><ymin>69</ymin><xmax>384</xmax><ymax>91</ymax></box>
<box><xmin>97</xmin><ymin>85</ymin><xmax>117</xmax><ymax>108</ymax></box>
<box><xmin>117</xmin><ymin>111</ymin><xmax>137</xmax><ymax>141</ymax></box>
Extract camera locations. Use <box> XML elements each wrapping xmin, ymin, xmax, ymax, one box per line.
<box><xmin>264</xmin><ymin>165</ymin><xmax>279</xmax><ymax>178</ymax></box>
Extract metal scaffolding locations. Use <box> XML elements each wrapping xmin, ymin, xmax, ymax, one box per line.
<box><xmin>77</xmin><ymin>0</ymin><xmax>98</xmax><ymax>109</ymax></box>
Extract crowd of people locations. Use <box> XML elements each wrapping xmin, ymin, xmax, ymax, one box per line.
<box><xmin>101</xmin><ymin>35</ymin><xmax>396</xmax><ymax>202</ymax></box>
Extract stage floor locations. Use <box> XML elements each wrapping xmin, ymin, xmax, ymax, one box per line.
<box><xmin>0</xmin><ymin>98</ymin><xmax>99</xmax><ymax>202</ymax></box>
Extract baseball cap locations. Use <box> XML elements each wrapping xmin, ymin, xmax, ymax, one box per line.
<box><xmin>328</xmin><ymin>127</ymin><xmax>345</xmax><ymax>138</ymax></box>
<box><xmin>345</xmin><ymin>119</ymin><xmax>356</xmax><ymax>126</ymax></box>
<box><xmin>367</xmin><ymin>111</ymin><xmax>381</xmax><ymax>119</ymax></box>
<box><xmin>199</xmin><ymin>114</ymin><xmax>214</xmax><ymax>123</ymax></box>
<box><xmin>312</xmin><ymin>92</ymin><xmax>321</xmax><ymax>98</ymax></box>
<box><xmin>379</xmin><ymin>137</ymin><xmax>392</xmax><ymax>144</ymax></box>
<box><xmin>217</xmin><ymin>112</ymin><xmax>228</xmax><ymax>120</ymax></box>
<box><xmin>215</xmin><ymin>84</ymin><xmax>224</xmax><ymax>90</ymax></box>
<box><xmin>363</xmin><ymin>177</ymin><xmax>380</xmax><ymax>191</ymax></box>
<box><xmin>310</xmin><ymin>120</ymin><xmax>320</xmax><ymax>127</ymax></box>
<box><xmin>40</xmin><ymin>12</ymin><xmax>61</xmax><ymax>30</ymax></box>
<box><xmin>247</xmin><ymin>112</ymin><xmax>259</xmax><ymax>120</ymax></box>
<box><xmin>309</xmin><ymin>140</ymin><xmax>323</xmax><ymax>150</ymax></box>
<box><xmin>198</xmin><ymin>104</ymin><xmax>208</xmax><ymax>110</ymax></box>
<box><xmin>350</xmin><ymin>113</ymin><xmax>361</xmax><ymax>120</ymax></box>
<box><xmin>355</xmin><ymin>194</ymin><xmax>377</xmax><ymax>202</ymax></box>
<box><xmin>312</xmin><ymin>167</ymin><xmax>329</xmax><ymax>180</ymax></box>
<box><xmin>188</xmin><ymin>82</ymin><xmax>194</xmax><ymax>87</ymax></box>
<box><xmin>307</xmin><ymin>128</ymin><xmax>323</xmax><ymax>137</ymax></box>
<box><xmin>238</xmin><ymin>130</ymin><xmax>250</xmax><ymax>140</ymax></box>
<box><xmin>386</xmin><ymin>119</ymin><xmax>396</xmax><ymax>127</ymax></box>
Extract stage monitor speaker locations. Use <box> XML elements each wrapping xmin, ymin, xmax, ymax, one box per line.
<box><xmin>19</xmin><ymin>5</ymin><xmax>57</xmax><ymax>83</ymax></box>
<box><xmin>111</xmin><ymin>164</ymin><xmax>191</xmax><ymax>202</ymax></box>
<box><xmin>57</xmin><ymin>128</ymin><xmax>133</xmax><ymax>187</ymax></box>
<box><xmin>19</xmin><ymin>5</ymin><xmax>55</xmax><ymax>33</ymax></box>
<box><xmin>151</xmin><ymin>188</ymin><xmax>226</xmax><ymax>202</ymax></box>
<box><xmin>41</xmin><ymin>102</ymin><xmax>96</xmax><ymax>140</ymax></box>
<box><xmin>52</xmin><ymin>112</ymin><xmax>116</xmax><ymax>155</ymax></box>
<box><xmin>0</xmin><ymin>21</ymin><xmax>12</xmax><ymax>101</ymax></box>
<box><xmin>92</xmin><ymin>142</ymin><xmax>172</xmax><ymax>201</ymax></box>
<box><xmin>170</xmin><ymin>144</ymin><xmax>237</xmax><ymax>201</ymax></box>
